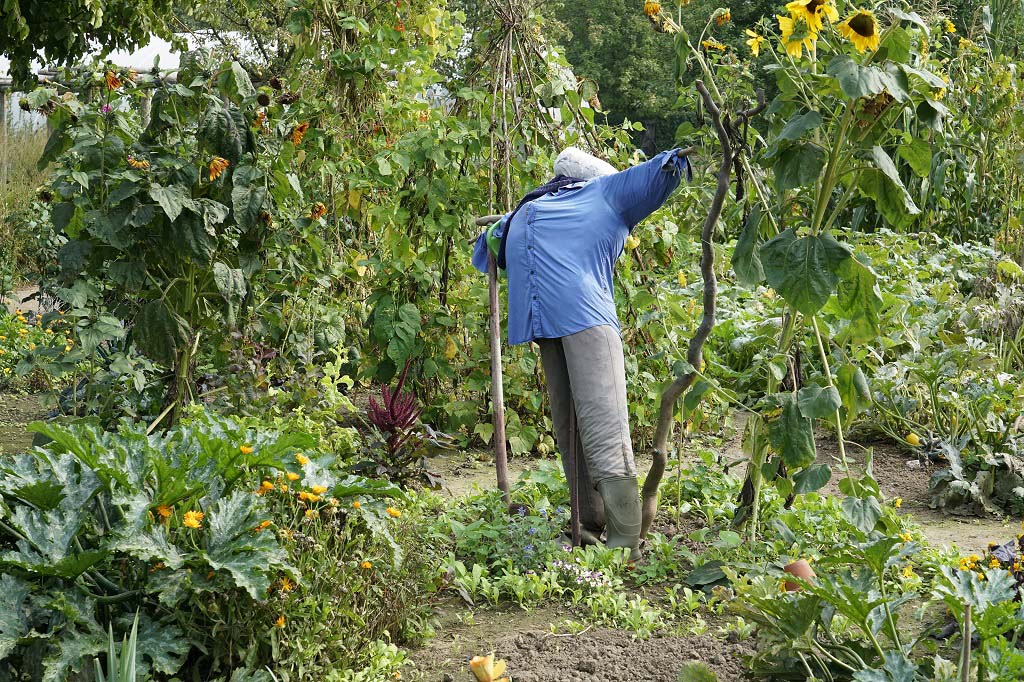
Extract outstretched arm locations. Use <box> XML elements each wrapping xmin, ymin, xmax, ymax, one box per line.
<box><xmin>594</xmin><ymin>149</ymin><xmax>693</xmax><ymax>229</ymax></box>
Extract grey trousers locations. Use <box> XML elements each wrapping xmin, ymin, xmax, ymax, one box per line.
<box><xmin>537</xmin><ymin>325</ymin><xmax>637</xmax><ymax>534</ymax></box>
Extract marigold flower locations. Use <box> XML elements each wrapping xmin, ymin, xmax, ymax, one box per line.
<box><xmin>105</xmin><ymin>71</ymin><xmax>122</xmax><ymax>90</ymax></box>
<box><xmin>305</xmin><ymin>509</ymin><xmax>318</xmax><ymax>519</ymax></box>
<box><xmin>261</xmin><ymin>480</ymin><xmax>274</xmax><ymax>492</ymax></box>
<box><xmin>902</xmin><ymin>565</ymin><xmax>915</xmax><ymax>578</ymax></box>
<box><xmin>352</xmin><ymin>501</ymin><xmax>362</xmax><ymax>509</ymax></box>
<box><xmin>183</xmin><ymin>510</ymin><xmax>204</xmax><ymax>529</ymax></box>
<box><xmin>310</xmin><ymin>202</ymin><xmax>328</xmax><ymax>220</ymax></box>
<box><xmin>899</xmin><ymin>532</ymin><xmax>913</xmax><ymax>542</ymax></box>
<box><xmin>298</xmin><ymin>491</ymin><xmax>311</xmax><ymax>502</ymax></box>
<box><xmin>311</xmin><ymin>485</ymin><xmax>328</xmax><ymax>495</ymax></box>
<box><xmin>361</xmin><ymin>560</ymin><xmax>373</xmax><ymax>569</ymax></box>
<box><xmin>275</xmin><ymin>615</ymin><xmax>285</xmax><ymax>628</ymax></box>
<box><xmin>156</xmin><ymin>505</ymin><xmax>173</xmax><ymax>519</ymax></box>
<box><xmin>990</xmin><ymin>557</ymin><xmax>1002</xmax><ymax>568</ymax></box>
<box><xmin>240</xmin><ymin>444</ymin><xmax>254</xmax><ymax>454</ymax></box>
<box><xmin>280</xmin><ymin>576</ymin><xmax>294</xmax><ymax>592</ymax></box>
<box><xmin>944</xmin><ymin>19</ymin><xmax>956</xmax><ymax>34</ymax></box>
<box><xmin>291</xmin><ymin>122</ymin><xmax>310</xmax><ymax>145</ymax></box>
<box><xmin>208</xmin><ymin>156</ymin><xmax>230</xmax><ymax>181</ymax></box>
<box><xmin>386</xmin><ymin>507</ymin><xmax>402</xmax><ymax>518</ymax></box>
<box><xmin>286</xmin><ymin>472</ymin><xmax>300</xmax><ymax>481</ymax></box>
<box><xmin>296</xmin><ymin>454</ymin><xmax>310</xmax><ymax>466</ymax></box>
<box><xmin>255</xmin><ymin>520</ymin><xmax>272</xmax><ymax>532</ymax></box>
<box><xmin>893</xmin><ymin>497</ymin><xmax>902</xmax><ymax>509</ymax></box>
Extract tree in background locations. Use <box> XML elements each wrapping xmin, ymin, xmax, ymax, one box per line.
<box><xmin>0</xmin><ymin>0</ymin><xmax>184</xmax><ymax>87</ymax></box>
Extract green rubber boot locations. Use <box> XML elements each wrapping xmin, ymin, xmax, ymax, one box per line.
<box><xmin>598</xmin><ymin>476</ymin><xmax>642</xmax><ymax>562</ymax></box>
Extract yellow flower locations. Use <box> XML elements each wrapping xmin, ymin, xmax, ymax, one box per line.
<box><xmin>291</xmin><ymin>121</ymin><xmax>310</xmax><ymax>145</ymax></box>
<box><xmin>310</xmin><ymin>202</ymin><xmax>328</xmax><ymax>221</ymax></box>
<box><xmin>280</xmin><ymin>576</ymin><xmax>294</xmax><ymax>592</ymax></box>
<box><xmin>353</xmin><ymin>501</ymin><xmax>362</xmax><ymax>509</ymax></box>
<box><xmin>208</xmin><ymin>156</ymin><xmax>230</xmax><ymax>182</ymax></box>
<box><xmin>296</xmin><ymin>454</ymin><xmax>310</xmax><ymax>466</ymax></box>
<box><xmin>183</xmin><ymin>510</ymin><xmax>204</xmax><ymax>529</ymax></box>
<box><xmin>702</xmin><ymin>38</ymin><xmax>727</xmax><ymax>52</ymax></box>
<box><xmin>677</xmin><ymin>271</ymin><xmax>687</xmax><ymax>287</ymax></box>
<box><xmin>261</xmin><ymin>480</ymin><xmax>274</xmax><ymax>492</ymax></box>
<box><xmin>893</xmin><ymin>497</ymin><xmax>902</xmax><ymax>509</ymax></box>
<box><xmin>745</xmin><ymin>30</ymin><xmax>766</xmax><ymax>57</ymax></box>
<box><xmin>785</xmin><ymin>0</ymin><xmax>838</xmax><ymax>32</ymax></box>
<box><xmin>275</xmin><ymin>615</ymin><xmax>285</xmax><ymax>628</ymax></box>
<box><xmin>837</xmin><ymin>8</ymin><xmax>881</xmax><ymax>54</ymax></box>
<box><xmin>105</xmin><ymin>71</ymin><xmax>122</xmax><ymax>90</ymax></box>
<box><xmin>469</xmin><ymin>653</ymin><xmax>509</xmax><ymax>682</ymax></box>
<box><xmin>239</xmin><ymin>444</ymin><xmax>254</xmax><ymax>454</ymax></box>
<box><xmin>127</xmin><ymin>156</ymin><xmax>150</xmax><ymax>170</ymax></box>
<box><xmin>944</xmin><ymin>19</ymin><xmax>956</xmax><ymax>34</ymax></box>
<box><xmin>959</xmin><ymin>37</ymin><xmax>976</xmax><ymax>50</ymax></box>
<box><xmin>298</xmin><ymin>491</ymin><xmax>311</xmax><ymax>502</ymax></box>
<box><xmin>899</xmin><ymin>532</ymin><xmax>913</xmax><ymax>542</ymax></box>
<box><xmin>778</xmin><ymin>14</ymin><xmax>818</xmax><ymax>59</ymax></box>
<box><xmin>643</xmin><ymin>1</ymin><xmax>662</xmax><ymax>17</ymax></box>
<box><xmin>386</xmin><ymin>507</ymin><xmax>402</xmax><ymax>518</ymax></box>
<box><xmin>311</xmin><ymin>485</ymin><xmax>328</xmax><ymax>495</ymax></box>
<box><xmin>713</xmin><ymin>8</ymin><xmax>731</xmax><ymax>26</ymax></box>
<box><xmin>990</xmin><ymin>557</ymin><xmax>1002</xmax><ymax>568</ymax></box>
<box><xmin>624</xmin><ymin>234</ymin><xmax>640</xmax><ymax>250</ymax></box>
<box><xmin>255</xmin><ymin>520</ymin><xmax>272</xmax><ymax>532</ymax></box>
<box><xmin>902</xmin><ymin>565</ymin><xmax>915</xmax><ymax>578</ymax></box>
<box><xmin>304</xmin><ymin>509</ymin><xmax>319</xmax><ymax>519</ymax></box>
<box><xmin>361</xmin><ymin>560</ymin><xmax>373</xmax><ymax>570</ymax></box>
<box><xmin>906</xmin><ymin>433</ymin><xmax>922</xmax><ymax>446</ymax></box>
<box><xmin>286</xmin><ymin>472</ymin><xmax>300</xmax><ymax>481</ymax></box>
<box><xmin>156</xmin><ymin>505</ymin><xmax>173</xmax><ymax>519</ymax></box>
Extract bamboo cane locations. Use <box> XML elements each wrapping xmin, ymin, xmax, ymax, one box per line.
<box><xmin>486</xmin><ymin>248</ymin><xmax>511</xmax><ymax>507</ymax></box>
<box><xmin>568</xmin><ymin>402</ymin><xmax>581</xmax><ymax>547</ymax></box>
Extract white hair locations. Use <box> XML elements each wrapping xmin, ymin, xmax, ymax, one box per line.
<box><xmin>553</xmin><ymin>147</ymin><xmax>617</xmax><ymax>181</ymax></box>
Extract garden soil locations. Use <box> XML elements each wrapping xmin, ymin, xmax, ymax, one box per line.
<box><xmin>0</xmin><ymin>392</ymin><xmax>44</xmax><ymax>454</ymax></box>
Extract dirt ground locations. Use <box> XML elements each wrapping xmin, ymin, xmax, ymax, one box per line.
<box><xmin>0</xmin><ymin>392</ymin><xmax>44</xmax><ymax>454</ymax></box>
<box><xmin>409</xmin><ymin>601</ymin><xmax>754</xmax><ymax>682</ymax></box>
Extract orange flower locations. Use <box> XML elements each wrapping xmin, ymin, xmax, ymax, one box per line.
<box><xmin>280</xmin><ymin>576</ymin><xmax>294</xmax><ymax>592</ymax></box>
<box><xmin>275</xmin><ymin>615</ymin><xmax>285</xmax><ymax>628</ymax></box>
<box><xmin>183</xmin><ymin>510</ymin><xmax>204</xmax><ymax>529</ymax></box>
<box><xmin>386</xmin><ymin>507</ymin><xmax>402</xmax><ymax>518</ymax></box>
<box><xmin>396</xmin><ymin>21</ymin><xmax>406</xmax><ymax>32</ymax></box>
<box><xmin>255</xmin><ymin>520</ymin><xmax>272</xmax><ymax>532</ymax></box>
<box><xmin>155</xmin><ymin>505</ymin><xmax>172</xmax><ymax>519</ymax></box>
<box><xmin>286</xmin><ymin>472</ymin><xmax>300</xmax><ymax>481</ymax></box>
<box><xmin>311</xmin><ymin>485</ymin><xmax>328</xmax><ymax>495</ymax></box>
<box><xmin>291</xmin><ymin>122</ymin><xmax>310</xmax><ymax>145</ymax></box>
<box><xmin>208</xmin><ymin>156</ymin><xmax>230</xmax><ymax>181</ymax></box>
<box><xmin>105</xmin><ymin>71</ymin><xmax>122</xmax><ymax>90</ymax></box>
<box><xmin>352</xmin><ymin>501</ymin><xmax>361</xmax><ymax>509</ymax></box>
<box><xmin>360</xmin><ymin>560</ymin><xmax>373</xmax><ymax>570</ymax></box>
<box><xmin>127</xmin><ymin>156</ymin><xmax>150</xmax><ymax>170</ymax></box>
<box><xmin>296</xmin><ymin>454</ymin><xmax>310</xmax><ymax>466</ymax></box>
<box><xmin>253</xmin><ymin>110</ymin><xmax>267</xmax><ymax>128</ymax></box>
<box><xmin>240</xmin><ymin>444</ymin><xmax>254</xmax><ymax>454</ymax></box>
<box><xmin>310</xmin><ymin>202</ymin><xmax>328</xmax><ymax>220</ymax></box>
<box><xmin>261</xmin><ymin>480</ymin><xmax>274</xmax><ymax>492</ymax></box>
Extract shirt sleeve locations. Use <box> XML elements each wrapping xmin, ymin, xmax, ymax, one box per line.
<box><xmin>471</xmin><ymin>214</ymin><xmax>508</xmax><ymax>274</ymax></box>
<box><xmin>593</xmin><ymin>149</ymin><xmax>692</xmax><ymax>229</ymax></box>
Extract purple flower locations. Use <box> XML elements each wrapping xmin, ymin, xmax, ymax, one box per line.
<box><xmin>527</xmin><ymin>527</ymin><xmax>538</xmax><ymax>536</ymax></box>
<box><xmin>523</xmin><ymin>544</ymin><xmax>535</xmax><ymax>553</ymax></box>
<box><xmin>517</xmin><ymin>507</ymin><xmax>527</xmax><ymax>517</ymax></box>
<box><xmin>100</xmin><ymin>104</ymin><xmax>112</xmax><ymax>114</ymax></box>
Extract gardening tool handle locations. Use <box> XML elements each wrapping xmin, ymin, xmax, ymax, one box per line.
<box><xmin>568</xmin><ymin>400</ymin><xmax>581</xmax><ymax>548</ymax></box>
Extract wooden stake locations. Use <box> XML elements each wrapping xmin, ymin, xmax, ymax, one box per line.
<box><xmin>487</xmin><ymin>252</ymin><xmax>511</xmax><ymax>506</ymax></box>
<box><xmin>568</xmin><ymin>402</ymin><xmax>581</xmax><ymax>547</ymax></box>
<box><xmin>961</xmin><ymin>602</ymin><xmax>972</xmax><ymax>682</ymax></box>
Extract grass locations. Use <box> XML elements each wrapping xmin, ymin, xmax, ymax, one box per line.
<box><xmin>0</xmin><ymin>125</ymin><xmax>48</xmax><ymax>289</ymax></box>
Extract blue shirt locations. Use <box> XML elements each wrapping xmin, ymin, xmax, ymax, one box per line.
<box><xmin>473</xmin><ymin>149</ymin><xmax>691</xmax><ymax>345</ymax></box>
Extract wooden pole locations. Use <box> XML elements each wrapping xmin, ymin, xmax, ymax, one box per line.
<box><xmin>487</xmin><ymin>252</ymin><xmax>511</xmax><ymax>506</ymax></box>
<box><xmin>568</xmin><ymin>403</ymin><xmax>581</xmax><ymax>547</ymax></box>
<box><xmin>961</xmin><ymin>602</ymin><xmax>972</xmax><ymax>682</ymax></box>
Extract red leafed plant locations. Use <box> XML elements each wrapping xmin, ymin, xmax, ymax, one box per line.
<box><xmin>367</xmin><ymin>359</ymin><xmax>422</xmax><ymax>460</ymax></box>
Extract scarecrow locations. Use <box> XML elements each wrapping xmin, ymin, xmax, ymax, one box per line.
<box><xmin>473</xmin><ymin>147</ymin><xmax>691</xmax><ymax>560</ymax></box>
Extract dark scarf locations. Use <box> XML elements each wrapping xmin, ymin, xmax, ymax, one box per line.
<box><xmin>497</xmin><ymin>175</ymin><xmax>585</xmax><ymax>269</ymax></box>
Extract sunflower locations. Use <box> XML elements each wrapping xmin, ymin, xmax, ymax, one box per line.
<box><xmin>310</xmin><ymin>202</ymin><xmax>328</xmax><ymax>220</ymax></box>
<box><xmin>778</xmin><ymin>14</ymin><xmax>818</xmax><ymax>59</ymax></box>
<box><xmin>643</xmin><ymin>1</ymin><xmax>661</xmax><ymax>17</ymax></box>
<box><xmin>785</xmin><ymin>0</ymin><xmax>838</xmax><ymax>32</ymax></box>
<box><xmin>713</xmin><ymin>8</ymin><xmax>731</xmax><ymax>25</ymax></box>
<box><xmin>745</xmin><ymin>29</ymin><xmax>766</xmax><ymax>57</ymax></box>
<box><xmin>837</xmin><ymin>8</ymin><xmax>880</xmax><ymax>53</ymax></box>
<box><xmin>105</xmin><ymin>71</ymin><xmax>122</xmax><ymax>91</ymax></box>
<box><xmin>127</xmin><ymin>155</ymin><xmax>151</xmax><ymax>170</ymax></box>
<box><xmin>702</xmin><ymin>38</ymin><xmax>727</xmax><ymax>51</ymax></box>
<box><xmin>291</xmin><ymin>121</ymin><xmax>310</xmax><ymax>145</ymax></box>
<box><xmin>208</xmin><ymin>156</ymin><xmax>230</xmax><ymax>181</ymax></box>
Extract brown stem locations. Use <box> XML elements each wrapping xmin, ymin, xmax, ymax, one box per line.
<box><xmin>640</xmin><ymin>83</ymin><xmax>765</xmax><ymax>539</ymax></box>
